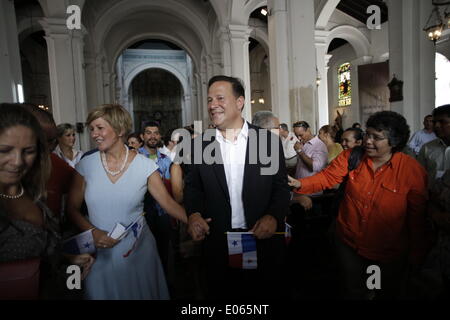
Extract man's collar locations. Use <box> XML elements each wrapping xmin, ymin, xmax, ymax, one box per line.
<box><xmin>215</xmin><ymin>119</ymin><xmax>248</xmax><ymax>142</ymax></box>
<box><xmin>139</xmin><ymin>146</ymin><xmax>158</xmax><ymax>157</ymax></box>
<box><xmin>305</xmin><ymin>135</ymin><xmax>317</xmax><ymax>145</ymax></box>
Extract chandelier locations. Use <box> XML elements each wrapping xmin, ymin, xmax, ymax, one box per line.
<box><xmin>423</xmin><ymin>1</ymin><xmax>450</xmax><ymax>43</ymax></box>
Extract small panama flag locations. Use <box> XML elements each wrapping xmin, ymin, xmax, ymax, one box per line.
<box><xmin>123</xmin><ymin>214</ymin><xmax>145</xmax><ymax>258</ymax></box>
<box><xmin>62</xmin><ymin>229</ymin><xmax>96</xmax><ymax>255</ymax></box>
<box><xmin>227</xmin><ymin>232</ymin><xmax>257</xmax><ymax>269</ymax></box>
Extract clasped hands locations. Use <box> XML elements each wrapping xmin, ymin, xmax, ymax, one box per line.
<box><xmin>294</xmin><ymin>141</ymin><xmax>304</xmax><ymax>152</ymax></box>
<box><xmin>187</xmin><ymin>213</ymin><xmax>278</xmax><ymax>241</ymax></box>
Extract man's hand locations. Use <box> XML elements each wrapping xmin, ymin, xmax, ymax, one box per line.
<box><xmin>287</xmin><ymin>175</ymin><xmax>301</xmax><ymax>189</ymax></box>
<box><xmin>294</xmin><ymin>141</ymin><xmax>304</xmax><ymax>152</ymax></box>
<box><xmin>187</xmin><ymin>212</ymin><xmax>212</xmax><ymax>241</ymax></box>
<box><xmin>250</xmin><ymin>215</ymin><xmax>277</xmax><ymax>239</ymax></box>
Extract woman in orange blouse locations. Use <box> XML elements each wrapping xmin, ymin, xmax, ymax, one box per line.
<box><xmin>288</xmin><ymin>111</ymin><xmax>430</xmax><ymax>300</ymax></box>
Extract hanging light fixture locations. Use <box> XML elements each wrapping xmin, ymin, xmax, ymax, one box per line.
<box><xmin>261</xmin><ymin>7</ymin><xmax>268</xmax><ymax>16</ymax></box>
<box><xmin>423</xmin><ymin>1</ymin><xmax>450</xmax><ymax>43</ymax></box>
<box><xmin>252</xmin><ymin>89</ymin><xmax>265</xmax><ymax>104</ymax></box>
<box><xmin>424</xmin><ymin>6</ymin><xmax>445</xmax><ymax>42</ymax></box>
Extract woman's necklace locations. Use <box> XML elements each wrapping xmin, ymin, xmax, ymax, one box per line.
<box><xmin>62</xmin><ymin>146</ymin><xmax>74</xmax><ymax>161</ymax></box>
<box><xmin>0</xmin><ymin>184</ymin><xmax>24</xmax><ymax>199</ymax></box>
<box><xmin>101</xmin><ymin>144</ymin><xmax>129</xmax><ymax>176</ymax></box>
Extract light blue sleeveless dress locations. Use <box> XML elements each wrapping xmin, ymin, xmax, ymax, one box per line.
<box><xmin>76</xmin><ymin>150</ymin><xmax>169</xmax><ymax>300</ymax></box>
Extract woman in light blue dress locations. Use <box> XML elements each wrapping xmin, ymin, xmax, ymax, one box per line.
<box><xmin>67</xmin><ymin>104</ymin><xmax>187</xmax><ymax>300</ymax></box>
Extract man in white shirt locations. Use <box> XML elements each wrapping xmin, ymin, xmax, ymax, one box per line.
<box><xmin>408</xmin><ymin>115</ymin><xmax>436</xmax><ymax>156</ymax></box>
<box><xmin>418</xmin><ymin>105</ymin><xmax>450</xmax><ymax>188</ymax></box>
<box><xmin>184</xmin><ymin>75</ymin><xmax>290</xmax><ymax>300</ymax></box>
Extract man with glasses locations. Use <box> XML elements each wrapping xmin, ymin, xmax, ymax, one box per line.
<box><xmin>292</xmin><ymin>121</ymin><xmax>328</xmax><ymax>180</ymax></box>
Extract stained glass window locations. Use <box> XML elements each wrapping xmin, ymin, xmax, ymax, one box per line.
<box><xmin>338</xmin><ymin>62</ymin><xmax>351</xmax><ymax>107</ymax></box>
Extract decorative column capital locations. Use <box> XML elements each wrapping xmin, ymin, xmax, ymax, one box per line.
<box><xmin>314</xmin><ymin>29</ymin><xmax>330</xmax><ymax>46</ymax></box>
<box><xmin>39</xmin><ymin>17</ymin><xmax>87</xmax><ymax>38</ymax></box>
<box><xmin>217</xmin><ymin>27</ymin><xmax>230</xmax><ymax>41</ymax></box>
<box><xmin>228</xmin><ymin>24</ymin><xmax>252</xmax><ymax>40</ymax></box>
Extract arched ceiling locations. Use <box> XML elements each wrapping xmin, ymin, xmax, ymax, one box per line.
<box><xmin>106</xmin><ymin>12</ymin><xmax>203</xmax><ymax>72</ymax></box>
<box><xmin>81</xmin><ymin>0</ymin><xmax>216</xmax><ymax>73</ymax></box>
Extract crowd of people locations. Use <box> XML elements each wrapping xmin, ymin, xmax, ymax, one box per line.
<box><xmin>0</xmin><ymin>75</ymin><xmax>449</xmax><ymax>301</ymax></box>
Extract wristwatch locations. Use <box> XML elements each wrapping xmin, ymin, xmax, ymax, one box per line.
<box><xmin>296</xmin><ymin>149</ymin><xmax>304</xmax><ymax>155</ymax></box>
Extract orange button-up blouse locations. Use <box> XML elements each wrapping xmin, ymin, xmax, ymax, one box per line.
<box><xmin>295</xmin><ymin>149</ymin><xmax>430</xmax><ymax>263</ymax></box>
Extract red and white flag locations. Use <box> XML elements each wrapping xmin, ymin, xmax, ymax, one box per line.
<box><xmin>227</xmin><ymin>232</ymin><xmax>257</xmax><ymax>269</ymax></box>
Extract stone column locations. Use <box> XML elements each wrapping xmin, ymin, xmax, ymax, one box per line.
<box><xmin>40</xmin><ymin>18</ymin><xmax>89</xmax><ymax>151</ymax></box>
<box><xmin>211</xmin><ymin>53</ymin><xmax>223</xmax><ymax>75</ymax></box>
<box><xmin>0</xmin><ymin>0</ymin><xmax>23</xmax><ymax>102</ymax></box>
<box><xmin>228</xmin><ymin>24</ymin><xmax>252</xmax><ymax>122</ymax></box>
<box><xmin>268</xmin><ymin>0</ymin><xmax>291</xmax><ymax>126</ymax></box>
<box><xmin>200</xmin><ymin>70</ymin><xmax>210</xmax><ymax>127</ymax></box>
<box><xmin>184</xmin><ymin>94</ymin><xmax>193</xmax><ymax>125</ymax></box>
<box><xmin>95</xmin><ymin>54</ymin><xmax>106</xmax><ymax>105</ymax></box>
<box><xmin>219</xmin><ymin>27</ymin><xmax>232</xmax><ymax>76</ymax></box>
<box><xmin>287</xmin><ymin>0</ymin><xmax>318</xmax><ymax>132</ymax></box>
<box><xmin>193</xmin><ymin>73</ymin><xmax>202</xmax><ymax>122</ymax></box>
<box><xmin>190</xmin><ymin>72</ymin><xmax>198</xmax><ymax>123</ymax></box>
<box><xmin>315</xmin><ymin>30</ymin><xmax>332</xmax><ymax>128</ymax></box>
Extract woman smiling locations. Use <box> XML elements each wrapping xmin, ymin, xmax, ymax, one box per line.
<box><xmin>288</xmin><ymin>111</ymin><xmax>430</xmax><ymax>299</ymax></box>
<box><xmin>0</xmin><ymin>103</ymin><xmax>94</xmax><ymax>299</ymax></box>
<box><xmin>67</xmin><ymin>104</ymin><xmax>187</xmax><ymax>300</ymax></box>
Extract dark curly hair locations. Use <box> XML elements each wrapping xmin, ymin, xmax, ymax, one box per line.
<box><xmin>366</xmin><ymin>111</ymin><xmax>410</xmax><ymax>153</ymax></box>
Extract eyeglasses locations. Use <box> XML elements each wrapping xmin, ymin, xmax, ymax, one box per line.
<box><xmin>364</xmin><ymin>133</ymin><xmax>387</xmax><ymax>142</ymax></box>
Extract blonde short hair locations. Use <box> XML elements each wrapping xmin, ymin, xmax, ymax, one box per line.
<box><xmin>86</xmin><ymin>104</ymin><xmax>132</xmax><ymax>137</ymax></box>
